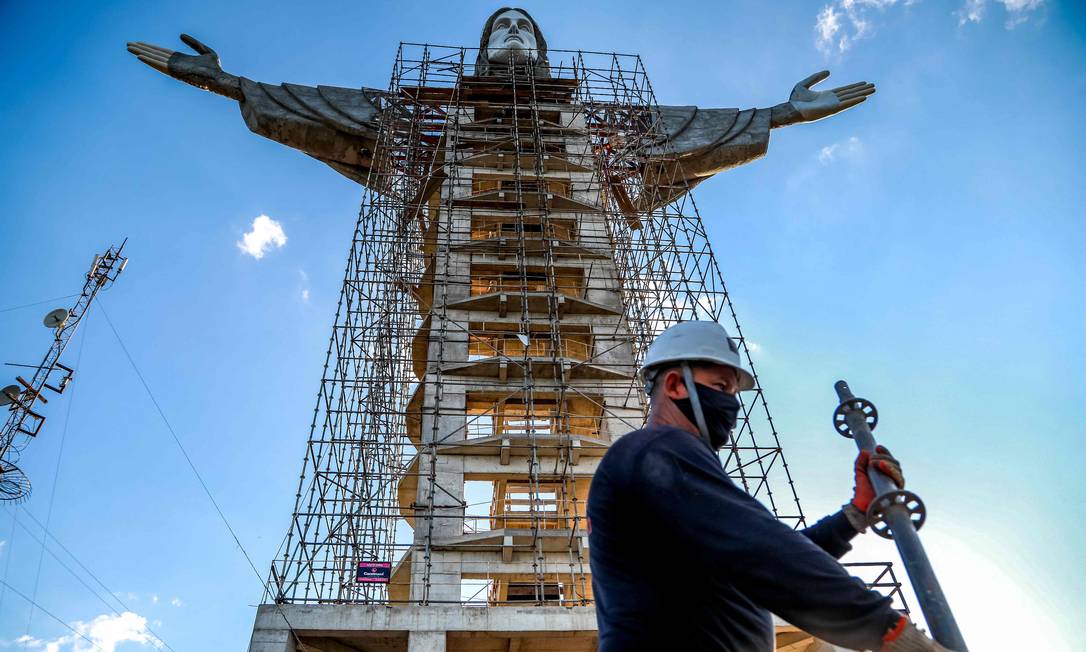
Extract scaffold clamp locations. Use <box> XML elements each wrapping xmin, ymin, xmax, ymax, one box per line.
<box><xmin>833</xmin><ymin>395</ymin><xmax>877</xmax><ymax>437</ymax></box>
<box><xmin>866</xmin><ymin>488</ymin><xmax>926</xmax><ymax>540</ymax></box>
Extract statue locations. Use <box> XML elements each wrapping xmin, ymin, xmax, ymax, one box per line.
<box><xmin>128</xmin><ymin>12</ymin><xmax>905</xmax><ymax>651</ymax></box>
<box><xmin>126</xmin><ymin>7</ymin><xmax>875</xmax><ymax>200</ymax></box>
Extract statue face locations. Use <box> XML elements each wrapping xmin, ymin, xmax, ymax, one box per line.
<box><xmin>486</xmin><ymin>9</ymin><xmax>539</xmax><ymax>66</ymax></box>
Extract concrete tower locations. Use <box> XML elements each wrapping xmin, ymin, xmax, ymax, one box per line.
<box><xmin>245</xmin><ymin>41</ymin><xmax>904</xmax><ymax>652</ymax></box>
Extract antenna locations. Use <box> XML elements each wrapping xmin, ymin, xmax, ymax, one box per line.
<box><xmin>0</xmin><ymin>459</ymin><xmax>31</xmax><ymax>504</ymax></box>
<box><xmin>43</xmin><ymin>308</ymin><xmax>69</xmax><ymax>329</ymax></box>
<box><xmin>0</xmin><ymin>385</ymin><xmax>20</xmax><ymax>406</ymax></box>
<box><xmin>0</xmin><ymin>241</ymin><xmax>128</xmax><ymax>502</ymax></box>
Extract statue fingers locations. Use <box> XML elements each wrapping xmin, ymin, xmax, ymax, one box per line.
<box><xmin>180</xmin><ymin>33</ymin><xmax>216</xmax><ymax>57</ymax></box>
<box><xmin>127</xmin><ymin>42</ymin><xmax>174</xmax><ymax>59</ymax></box>
<box><xmin>837</xmin><ymin>97</ymin><xmax>868</xmax><ymax>111</ymax></box>
<box><xmin>836</xmin><ymin>81</ymin><xmax>875</xmax><ymax>94</ymax></box>
<box><xmin>142</xmin><ymin>42</ymin><xmax>176</xmax><ymax>58</ymax></box>
<box><xmin>829</xmin><ymin>81</ymin><xmax>867</xmax><ymax>95</ymax></box>
<box><xmin>836</xmin><ymin>86</ymin><xmax>876</xmax><ymax>103</ymax></box>
<box><xmin>135</xmin><ymin>54</ymin><xmax>169</xmax><ymax>73</ymax></box>
<box><xmin>798</xmin><ymin>69</ymin><xmax>831</xmax><ymax>90</ymax></box>
<box><xmin>127</xmin><ymin>43</ymin><xmax>169</xmax><ymax>65</ymax></box>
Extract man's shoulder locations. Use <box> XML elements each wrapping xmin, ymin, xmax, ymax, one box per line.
<box><xmin>603</xmin><ymin>425</ymin><xmax>703</xmax><ymax>466</ymax></box>
<box><xmin>594</xmin><ymin>426</ymin><xmax>691</xmax><ymax>499</ymax></box>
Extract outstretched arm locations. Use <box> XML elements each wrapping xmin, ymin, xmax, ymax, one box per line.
<box><xmin>127</xmin><ymin>35</ymin><xmax>385</xmax><ymax>188</ymax></box>
<box><xmin>637</xmin><ymin>70</ymin><xmax>875</xmax><ymax>211</ymax></box>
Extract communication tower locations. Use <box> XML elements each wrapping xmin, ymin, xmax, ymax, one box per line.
<box><xmin>0</xmin><ymin>241</ymin><xmax>127</xmax><ymax>502</ymax></box>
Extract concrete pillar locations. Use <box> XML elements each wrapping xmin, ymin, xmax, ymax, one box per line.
<box><xmin>408</xmin><ymin>631</ymin><xmax>446</xmax><ymax>652</ymax></box>
<box><xmin>246</xmin><ymin>626</ymin><xmax>294</xmax><ymax>652</ymax></box>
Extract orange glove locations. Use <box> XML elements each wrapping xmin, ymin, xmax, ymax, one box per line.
<box><xmin>882</xmin><ymin>615</ymin><xmax>955</xmax><ymax>651</ymax></box>
<box><xmin>851</xmin><ymin>445</ymin><xmax>904</xmax><ymax>512</ymax></box>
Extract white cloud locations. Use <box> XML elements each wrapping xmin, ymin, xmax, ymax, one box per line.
<box><xmin>958</xmin><ymin>0</ymin><xmax>1044</xmax><ymax>28</ymax></box>
<box><xmin>815</xmin><ymin>5</ymin><xmax>843</xmax><ymax>54</ymax></box>
<box><xmin>957</xmin><ymin>0</ymin><xmax>986</xmax><ymax>23</ymax></box>
<box><xmin>818</xmin><ymin>136</ymin><xmax>864</xmax><ymax>164</ymax></box>
<box><xmin>816</xmin><ymin>0</ymin><xmax>904</xmax><ymax>55</ymax></box>
<box><xmin>236</xmin><ymin>215</ymin><xmax>287</xmax><ymax>259</ymax></box>
<box><xmin>16</xmin><ymin>612</ymin><xmax>162</xmax><ymax>652</ymax></box>
<box><xmin>169</xmin><ymin>598</ymin><xmax>183</xmax><ymax>608</ymax></box>
<box><xmin>817</xmin><ymin>0</ymin><xmax>1042</xmax><ymax>55</ymax></box>
<box><xmin>15</xmin><ymin>635</ymin><xmax>43</xmax><ymax>647</ymax></box>
<box><xmin>1000</xmin><ymin>0</ymin><xmax>1045</xmax><ymax>28</ymax></box>
<box><xmin>150</xmin><ymin>595</ymin><xmax>158</xmax><ymax>605</ymax></box>
<box><xmin>299</xmin><ymin>269</ymin><xmax>311</xmax><ymax>302</ymax></box>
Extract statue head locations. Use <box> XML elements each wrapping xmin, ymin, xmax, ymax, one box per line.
<box><xmin>476</xmin><ymin>7</ymin><xmax>550</xmax><ymax>78</ymax></box>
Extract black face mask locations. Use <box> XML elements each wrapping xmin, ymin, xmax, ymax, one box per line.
<box><xmin>674</xmin><ymin>383</ymin><xmax>741</xmax><ymax>451</ymax></box>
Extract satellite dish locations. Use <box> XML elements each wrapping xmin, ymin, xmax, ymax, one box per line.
<box><xmin>43</xmin><ymin>308</ymin><xmax>69</xmax><ymax>329</ymax></box>
<box><xmin>0</xmin><ymin>385</ymin><xmax>19</xmax><ymax>406</ymax></box>
<box><xmin>0</xmin><ymin>460</ymin><xmax>31</xmax><ymax>503</ymax></box>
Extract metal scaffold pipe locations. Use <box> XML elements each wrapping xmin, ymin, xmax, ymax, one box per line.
<box><xmin>833</xmin><ymin>380</ymin><xmax>968</xmax><ymax>651</ymax></box>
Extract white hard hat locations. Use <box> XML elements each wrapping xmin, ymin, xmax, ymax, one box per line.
<box><xmin>640</xmin><ymin>321</ymin><xmax>755</xmax><ymax>392</ymax></box>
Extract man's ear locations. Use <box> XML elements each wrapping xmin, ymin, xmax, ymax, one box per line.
<box><xmin>662</xmin><ymin>368</ymin><xmax>689</xmax><ymax>400</ymax></box>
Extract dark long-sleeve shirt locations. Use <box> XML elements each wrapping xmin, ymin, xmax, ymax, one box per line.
<box><xmin>587</xmin><ymin>425</ymin><xmax>900</xmax><ymax>651</ymax></box>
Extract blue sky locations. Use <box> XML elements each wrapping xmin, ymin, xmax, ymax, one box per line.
<box><xmin>1</xmin><ymin>0</ymin><xmax>1083</xmax><ymax>649</ymax></box>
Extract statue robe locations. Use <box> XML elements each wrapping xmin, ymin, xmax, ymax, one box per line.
<box><xmin>236</xmin><ymin>79</ymin><xmax>771</xmax><ymax>207</ymax></box>
<box><xmin>237</xmin><ymin>78</ymin><xmax>384</xmax><ymax>186</ymax></box>
<box><xmin>642</xmin><ymin>106</ymin><xmax>771</xmax><ymax>209</ymax></box>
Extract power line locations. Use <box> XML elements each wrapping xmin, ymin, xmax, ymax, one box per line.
<box><xmin>0</xmin><ymin>508</ymin><xmax>17</xmax><ymax>615</ymax></box>
<box><xmin>0</xmin><ymin>578</ymin><xmax>104</xmax><ymax>652</ymax></box>
<box><xmin>0</xmin><ymin>295</ymin><xmax>79</xmax><ymax>315</ymax></box>
<box><xmin>96</xmin><ymin>299</ymin><xmax>266</xmax><ymax>582</ymax></box>
<box><xmin>22</xmin><ymin>316</ymin><xmax>88</xmax><ymax>649</ymax></box>
<box><xmin>95</xmin><ymin>298</ymin><xmax>302</xmax><ymax>645</ymax></box>
<box><xmin>20</xmin><ymin>509</ymin><xmax>128</xmax><ymax>611</ymax></box>
<box><xmin>10</xmin><ymin>312</ymin><xmax>174</xmax><ymax>652</ymax></box>
<box><xmin>11</xmin><ymin>510</ymin><xmax>177</xmax><ymax>652</ymax></box>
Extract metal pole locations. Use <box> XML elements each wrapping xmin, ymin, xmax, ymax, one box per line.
<box><xmin>833</xmin><ymin>380</ymin><xmax>968</xmax><ymax>651</ymax></box>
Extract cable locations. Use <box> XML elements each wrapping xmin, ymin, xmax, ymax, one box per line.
<box><xmin>96</xmin><ymin>298</ymin><xmax>302</xmax><ymax>645</ymax></box>
<box><xmin>0</xmin><ymin>295</ymin><xmax>79</xmax><ymax>314</ymax></box>
<box><xmin>19</xmin><ymin>508</ymin><xmax>127</xmax><ymax>611</ymax></box>
<box><xmin>0</xmin><ymin>508</ymin><xmax>17</xmax><ymax>615</ymax></box>
<box><xmin>22</xmin><ymin>316</ymin><xmax>87</xmax><ymax>649</ymax></box>
<box><xmin>0</xmin><ymin>578</ymin><xmax>103</xmax><ymax>651</ymax></box>
<box><xmin>11</xmin><ymin>510</ymin><xmax>176</xmax><ymax>652</ymax></box>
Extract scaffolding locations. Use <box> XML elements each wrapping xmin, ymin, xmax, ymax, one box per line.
<box><xmin>263</xmin><ymin>45</ymin><xmax>908</xmax><ymax>622</ymax></box>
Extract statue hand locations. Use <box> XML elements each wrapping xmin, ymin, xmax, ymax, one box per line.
<box><xmin>126</xmin><ymin>34</ymin><xmax>241</xmax><ymax>101</ymax></box>
<box><xmin>787</xmin><ymin>70</ymin><xmax>875</xmax><ymax>123</ymax></box>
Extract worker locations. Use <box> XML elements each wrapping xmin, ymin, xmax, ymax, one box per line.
<box><xmin>587</xmin><ymin>321</ymin><xmax>953</xmax><ymax>651</ymax></box>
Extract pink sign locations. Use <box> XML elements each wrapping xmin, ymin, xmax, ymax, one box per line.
<box><xmin>355</xmin><ymin>561</ymin><xmax>392</xmax><ymax>583</ymax></box>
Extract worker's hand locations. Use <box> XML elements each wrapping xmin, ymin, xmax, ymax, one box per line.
<box><xmin>851</xmin><ymin>445</ymin><xmax>904</xmax><ymax>512</ymax></box>
<box><xmin>882</xmin><ymin>616</ymin><xmax>955</xmax><ymax>651</ymax></box>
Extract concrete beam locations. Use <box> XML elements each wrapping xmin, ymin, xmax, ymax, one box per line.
<box><xmin>251</xmin><ymin>604</ymin><xmax>598</xmax><ymax>638</ymax></box>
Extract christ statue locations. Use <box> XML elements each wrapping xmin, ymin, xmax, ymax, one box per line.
<box><xmin>126</xmin><ymin>7</ymin><xmax>875</xmax><ymax>204</ymax></box>
<box><xmin>128</xmin><ymin>10</ymin><xmax>910</xmax><ymax>652</ymax></box>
